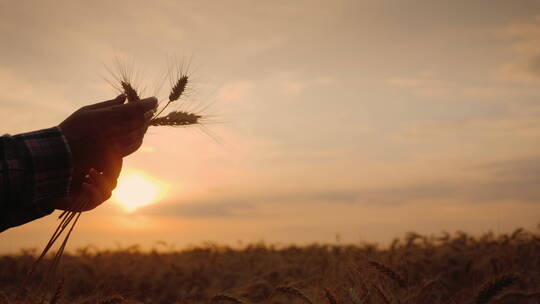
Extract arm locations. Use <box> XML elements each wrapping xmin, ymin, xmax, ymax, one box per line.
<box><xmin>1</xmin><ymin>94</ymin><xmax>156</xmax><ymax>231</ymax></box>
<box><xmin>0</xmin><ymin>127</ymin><xmax>72</xmax><ymax>231</ymax></box>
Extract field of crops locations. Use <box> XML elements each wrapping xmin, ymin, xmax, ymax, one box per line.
<box><xmin>1</xmin><ymin>228</ymin><xmax>539</xmax><ymax>304</ymax></box>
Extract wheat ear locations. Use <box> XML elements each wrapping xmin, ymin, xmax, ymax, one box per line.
<box><xmin>369</xmin><ymin>261</ymin><xmax>407</xmax><ymax>288</ymax></box>
<box><xmin>325</xmin><ymin>288</ymin><xmax>339</xmax><ymax>304</ymax></box>
<box><xmin>100</xmin><ymin>296</ymin><xmax>125</xmax><ymax>304</ymax></box>
<box><xmin>211</xmin><ymin>294</ymin><xmax>245</xmax><ymax>304</ymax></box>
<box><xmin>150</xmin><ymin>111</ymin><xmax>201</xmax><ymax>126</ymax></box>
<box><xmin>121</xmin><ymin>81</ymin><xmax>140</xmax><ymax>103</ymax></box>
<box><xmin>476</xmin><ymin>274</ymin><xmax>518</xmax><ymax>304</ymax></box>
<box><xmin>371</xmin><ymin>284</ymin><xmax>391</xmax><ymax>304</ymax></box>
<box><xmin>275</xmin><ymin>286</ymin><xmax>314</xmax><ymax>304</ymax></box>
<box><xmin>48</xmin><ymin>277</ymin><xmax>64</xmax><ymax>304</ymax></box>
<box><xmin>169</xmin><ymin>75</ymin><xmax>188</xmax><ymax>102</ymax></box>
<box><xmin>153</xmin><ymin>75</ymin><xmax>189</xmax><ymax>119</ymax></box>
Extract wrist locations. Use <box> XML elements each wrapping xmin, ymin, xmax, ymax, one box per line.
<box><xmin>17</xmin><ymin>126</ymin><xmax>73</xmax><ymax>202</ymax></box>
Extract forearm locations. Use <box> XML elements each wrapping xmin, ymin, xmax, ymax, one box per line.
<box><xmin>0</xmin><ymin>127</ymin><xmax>72</xmax><ymax>231</ymax></box>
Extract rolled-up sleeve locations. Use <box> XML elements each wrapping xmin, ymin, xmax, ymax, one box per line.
<box><xmin>0</xmin><ymin>126</ymin><xmax>72</xmax><ymax>231</ymax></box>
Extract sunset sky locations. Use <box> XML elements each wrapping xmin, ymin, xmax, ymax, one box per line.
<box><xmin>1</xmin><ymin>0</ymin><xmax>540</xmax><ymax>252</ymax></box>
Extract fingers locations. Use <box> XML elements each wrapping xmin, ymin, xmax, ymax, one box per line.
<box><xmin>114</xmin><ymin>122</ymin><xmax>149</xmax><ymax>157</ymax></box>
<box><xmin>110</xmin><ymin>97</ymin><xmax>157</xmax><ymax>121</ymax></box>
<box><xmin>107</xmin><ymin>108</ymin><xmax>152</xmax><ymax>157</ymax></box>
<box><xmin>80</xmin><ymin>182</ymin><xmax>103</xmax><ymax>211</ymax></box>
<box><xmin>103</xmin><ymin>97</ymin><xmax>157</xmax><ymax>135</ymax></box>
<box><xmin>83</xmin><ymin>94</ymin><xmax>126</xmax><ymax>110</ymax></box>
<box><xmin>72</xmin><ymin>148</ymin><xmax>122</xmax><ymax>210</ymax></box>
<box><xmin>79</xmin><ymin>166</ymin><xmax>120</xmax><ymax>211</ymax></box>
<box><xmin>71</xmin><ymin>142</ymin><xmax>122</xmax><ymax>190</ymax></box>
<box><xmin>89</xmin><ymin>168</ymin><xmax>113</xmax><ymax>201</ymax></box>
<box><xmin>144</xmin><ymin>109</ymin><xmax>154</xmax><ymax>122</ymax></box>
<box><xmin>129</xmin><ymin>96</ymin><xmax>158</xmax><ymax>112</ymax></box>
<box><xmin>102</xmin><ymin>150</ymin><xmax>123</xmax><ymax>182</ymax></box>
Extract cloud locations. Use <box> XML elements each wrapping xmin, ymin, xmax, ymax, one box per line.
<box><xmin>527</xmin><ymin>54</ymin><xmax>540</xmax><ymax>77</ymax></box>
<box><xmin>140</xmin><ymin>199</ymin><xmax>256</xmax><ymax>218</ymax></box>
<box><xmin>400</xmin><ymin>112</ymin><xmax>540</xmax><ymax>140</ymax></box>
<box><xmin>139</xmin><ymin>156</ymin><xmax>540</xmax><ymax>219</ymax></box>
<box><xmin>495</xmin><ymin>16</ymin><xmax>540</xmax><ymax>83</ymax></box>
<box><xmin>217</xmin><ymin>81</ymin><xmax>253</xmax><ymax>102</ymax></box>
<box><xmin>462</xmin><ymin>157</ymin><xmax>540</xmax><ymax>202</ymax></box>
<box><xmin>385</xmin><ymin>69</ymin><xmax>461</xmax><ymax>98</ymax></box>
<box><xmin>385</xmin><ymin>69</ymin><xmax>540</xmax><ymax>101</ymax></box>
<box><xmin>277</xmin><ymin>73</ymin><xmax>337</xmax><ymax>96</ymax></box>
<box><xmin>478</xmin><ymin>157</ymin><xmax>540</xmax><ymax>182</ymax></box>
<box><xmin>349</xmin><ymin>157</ymin><xmax>540</xmax><ymax>204</ymax></box>
<box><xmin>314</xmin><ymin>76</ymin><xmax>337</xmax><ymax>85</ymax></box>
<box><xmin>281</xmin><ymin>81</ymin><xmax>307</xmax><ymax>95</ymax></box>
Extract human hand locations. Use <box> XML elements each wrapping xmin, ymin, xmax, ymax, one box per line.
<box><xmin>59</xmin><ymin>94</ymin><xmax>156</xmax><ymax>197</ymax></box>
<box><xmin>41</xmin><ymin>152</ymin><xmax>122</xmax><ymax>211</ymax></box>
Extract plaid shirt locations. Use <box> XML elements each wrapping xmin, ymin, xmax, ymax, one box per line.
<box><xmin>0</xmin><ymin>126</ymin><xmax>72</xmax><ymax>231</ymax></box>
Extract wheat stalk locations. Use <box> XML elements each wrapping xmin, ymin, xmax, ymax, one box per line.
<box><xmin>275</xmin><ymin>286</ymin><xmax>313</xmax><ymax>304</ymax></box>
<box><xmin>151</xmin><ymin>75</ymin><xmax>188</xmax><ymax>119</ymax></box>
<box><xmin>122</xmin><ymin>76</ymin><xmax>202</xmax><ymax>128</ymax></box>
<box><xmin>48</xmin><ymin>277</ymin><xmax>64</xmax><ymax>304</ymax></box>
<box><xmin>324</xmin><ymin>288</ymin><xmax>339</xmax><ymax>304</ymax></box>
<box><xmin>100</xmin><ymin>296</ymin><xmax>125</xmax><ymax>304</ymax></box>
<box><xmin>476</xmin><ymin>274</ymin><xmax>518</xmax><ymax>304</ymax></box>
<box><xmin>369</xmin><ymin>261</ymin><xmax>407</xmax><ymax>289</ymax></box>
<box><xmin>211</xmin><ymin>294</ymin><xmax>245</xmax><ymax>304</ymax></box>
<box><xmin>116</xmin><ymin>63</ymin><xmax>200</xmax><ymax>128</ymax></box>
<box><xmin>111</xmin><ymin>59</ymin><xmax>222</xmax><ymax>143</ymax></box>
<box><xmin>371</xmin><ymin>284</ymin><xmax>391</xmax><ymax>304</ymax></box>
<box><xmin>25</xmin><ymin>192</ymin><xmax>90</xmax><ymax>300</ymax></box>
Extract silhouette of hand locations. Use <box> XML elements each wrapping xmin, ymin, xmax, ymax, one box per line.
<box><xmin>42</xmin><ymin>163</ymin><xmax>121</xmax><ymax>211</ymax></box>
<box><xmin>59</xmin><ymin>94</ymin><xmax>156</xmax><ymax>201</ymax></box>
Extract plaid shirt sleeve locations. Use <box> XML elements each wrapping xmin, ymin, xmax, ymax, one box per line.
<box><xmin>0</xmin><ymin>126</ymin><xmax>72</xmax><ymax>231</ymax></box>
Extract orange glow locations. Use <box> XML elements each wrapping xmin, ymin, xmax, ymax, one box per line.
<box><xmin>113</xmin><ymin>172</ymin><xmax>162</xmax><ymax>213</ymax></box>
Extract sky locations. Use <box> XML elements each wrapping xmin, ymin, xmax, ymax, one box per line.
<box><xmin>1</xmin><ymin>0</ymin><xmax>540</xmax><ymax>252</ymax></box>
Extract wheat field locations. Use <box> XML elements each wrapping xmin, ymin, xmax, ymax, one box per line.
<box><xmin>1</xmin><ymin>227</ymin><xmax>539</xmax><ymax>304</ymax></box>
<box><xmin>4</xmin><ymin>227</ymin><xmax>540</xmax><ymax>304</ymax></box>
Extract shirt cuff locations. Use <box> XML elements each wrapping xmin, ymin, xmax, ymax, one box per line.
<box><xmin>0</xmin><ymin>203</ymin><xmax>55</xmax><ymax>232</ymax></box>
<box><xmin>19</xmin><ymin>126</ymin><xmax>73</xmax><ymax>203</ymax></box>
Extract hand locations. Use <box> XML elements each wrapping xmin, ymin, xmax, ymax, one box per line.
<box><xmin>42</xmin><ymin>163</ymin><xmax>121</xmax><ymax>212</ymax></box>
<box><xmin>59</xmin><ymin>95</ymin><xmax>156</xmax><ymax>196</ymax></box>
<box><xmin>59</xmin><ymin>94</ymin><xmax>157</xmax><ymax>157</ymax></box>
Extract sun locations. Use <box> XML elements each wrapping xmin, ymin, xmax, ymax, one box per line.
<box><xmin>113</xmin><ymin>172</ymin><xmax>162</xmax><ymax>213</ymax></box>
